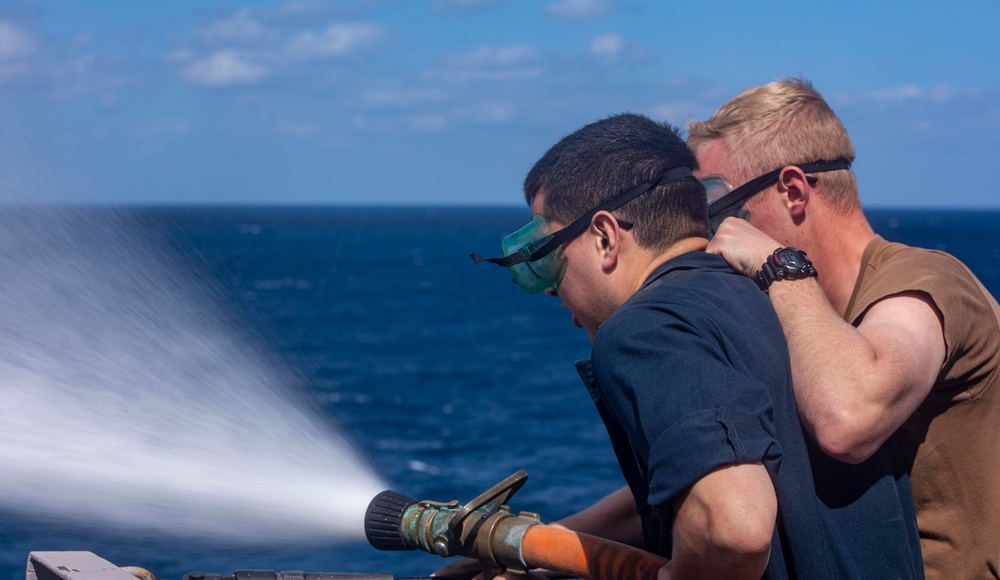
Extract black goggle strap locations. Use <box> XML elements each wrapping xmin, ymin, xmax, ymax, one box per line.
<box><xmin>708</xmin><ymin>158</ymin><xmax>853</xmax><ymax>218</ymax></box>
<box><xmin>471</xmin><ymin>167</ymin><xmax>693</xmax><ymax>267</ymax></box>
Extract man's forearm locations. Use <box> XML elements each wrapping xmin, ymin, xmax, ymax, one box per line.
<box><xmin>766</xmin><ymin>278</ymin><xmax>938</xmax><ymax>463</ymax></box>
<box><xmin>552</xmin><ymin>485</ymin><xmax>644</xmax><ymax>548</ymax></box>
<box><xmin>707</xmin><ymin>218</ymin><xmax>944</xmax><ymax>464</ymax></box>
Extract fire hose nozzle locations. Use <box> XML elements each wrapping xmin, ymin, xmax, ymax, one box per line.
<box><xmin>364</xmin><ymin>471</ymin><xmax>540</xmax><ymax>575</ymax></box>
<box><xmin>365</xmin><ymin>489</ymin><xmax>419</xmax><ymax>552</ymax></box>
<box><xmin>364</xmin><ymin>471</ymin><xmax>669</xmax><ymax>580</ymax></box>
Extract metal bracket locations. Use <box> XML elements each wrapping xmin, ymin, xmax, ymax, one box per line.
<box><xmin>430</xmin><ymin>471</ymin><xmax>528</xmax><ymax>560</ymax></box>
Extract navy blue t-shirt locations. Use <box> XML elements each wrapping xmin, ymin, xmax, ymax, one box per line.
<box><xmin>577</xmin><ymin>252</ymin><xmax>923</xmax><ymax>579</ymax></box>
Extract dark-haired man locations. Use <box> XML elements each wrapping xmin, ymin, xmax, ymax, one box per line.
<box><xmin>464</xmin><ymin>113</ymin><xmax>922</xmax><ymax>578</ymax></box>
<box><xmin>690</xmin><ymin>78</ymin><xmax>1000</xmax><ymax>578</ymax></box>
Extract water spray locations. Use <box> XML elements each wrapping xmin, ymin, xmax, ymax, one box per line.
<box><xmin>0</xmin><ymin>208</ymin><xmax>384</xmax><ymax>546</ymax></box>
<box><xmin>365</xmin><ymin>471</ymin><xmax>668</xmax><ymax>580</ymax></box>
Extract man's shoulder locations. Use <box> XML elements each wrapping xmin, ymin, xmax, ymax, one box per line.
<box><xmin>596</xmin><ymin>251</ymin><xmax>786</xmax><ymax>364</ymax></box>
<box><xmin>866</xmin><ymin>237</ymin><xmax>967</xmax><ymax>275</ymax></box>
<box><xmin>604</xmin><ymin>258</ymin><xmax>742</xmax><ymax>339</ymax></box>
<box><xmin>856</xmin><ymin>237</ymin><xmax>990</xmax><ymax>313</ymax></box>
<box><xmin>631</xmin><ymin>251</ymin><xmax>765</xmax><ymax>305</ymax></box>
<box><xmin>852</xmin><ymin>237</ymin><xmax>1000</xmax><ymax>391</ymax></box>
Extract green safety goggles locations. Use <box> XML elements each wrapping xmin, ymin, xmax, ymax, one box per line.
<box><xmin>471</xmin><ymin>166</ymin><xmax>694</xmax><ymax>293</ymax></box>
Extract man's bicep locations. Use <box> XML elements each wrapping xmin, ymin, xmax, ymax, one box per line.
<box><xmin>669</xmin><ymin>463</ymin><xmax>776</xmax><ymax>579</ymax></box>
<box><xmin>594</xmin><ymin>314</ymin><xmax>783</xmax><ymax>508</ymax></box>
<box><xmin>855</xmin><ymin>291</ymin><xmax>945</xmax><ymax>422</ymax></box>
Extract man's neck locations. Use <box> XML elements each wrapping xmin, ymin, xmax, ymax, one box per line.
<box><xmin>802</xmin><ymin>208</ymin><xmax>876</xmax><ymax>317</ymax></box>
<box><xmin>596</xmin><ymin>237</ymin><xmax>709</xmax><ymax>333</ymax></box>
<box><xmin>630</xmin><ymin>237</ymin><xmax>709</xmax><ymax>295</ymax></box>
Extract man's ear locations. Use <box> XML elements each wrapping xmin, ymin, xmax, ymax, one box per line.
<box><xmin>591</xmin><ymin>212</ymin><xmax>622</xmax><ymax>270</ymax></box>
<box><xmin>776</xmin><ymin>165</ymin><xmax>811</xmax><ymax>219</ymax></box>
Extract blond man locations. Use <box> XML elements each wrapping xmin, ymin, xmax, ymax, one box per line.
<box><xmin>689</xmin><ymin>78</ymin><xmax>1000</xmax><ymax>578</ymax></box>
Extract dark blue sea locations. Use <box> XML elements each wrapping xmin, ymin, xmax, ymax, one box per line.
<box><xmin>2</xmin><ymin>207</ymin><xmax>999</xmax><ymax>579</ymax></box>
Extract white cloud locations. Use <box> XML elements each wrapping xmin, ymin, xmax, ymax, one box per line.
<box><xmin>99</xmin><ymin>92</ymin><xmax>119</xmax><ymax>110</ymax></box>
<box><xmin>869</xmin><ymin>85</ymin><xmax>959</xmax><ymax>105</ymax></box>
<box><xmin>450</xmin><ymin>45</ymin><xmax>538</xmax><ymax>67</ymax></box>
<box><xmin>272</xmin><ymin>1</ymin><xmax>338</xmax><ymax>20</ymax></box>
<box><xmin>198</xmin><ymin>9</ymin><xmax>275</xmax><ymax>45</ymax></box>
<box><xmin>285</xmin><ymin>23</ymin><xmax>389</xmax><ymax>60</ymax></box>
<box><xmin>590</xmin><ymin>33</ymin><xmax>623</xmax><ymax>63</ymax></box>
<box><xmin>0</xmin><ymin>22</ymin><xmax>35</xmax><ymax>85</ymax></box>
<box><xmin>363</xmin><ymin>85</ymin><xmax>450</xmax><ymax>107</ymax></box>
<box><xmin>164</xmin><ymin>0</ymin><xmax>400</xmax><ymax>94</ymax></box>
<box><xmin>870</xmin><ymin>85</ymin><xmax>924</xmax><ymax>102</ymax></box>
<box><xmin>268</xmin><ymin>0</ymin><xmax>375</xmax><ymax>22</ymax></box>
<box><xmin>182</xmin><ymin>50</ymin><xmax>270</xmax><ymax>87</ymax></box>
<box><xmin>829</xmin><ymin>85</ymin><xmax>966</xmax><ymax>107</ymax></box>
<box><xmin>456</xmin><ymin>102</ymin><xmax>512</xmax><ymax>124</ymax></box>
<box><xmin>0</xmin><ymin>20</ymin><xmax>38</xmax><ymax>60</ymax></box>
<box><xmin>545</xmin><ymin>0</ymin><xmax>614</xmax><ymax>22</ymax></box>
<box><xmin>72</xmin><ymin>33</ymin><xmax>95</xmax><ymax>51</ymax></box>
<box><xmin>275</xmin><ymin>119</ymin><xmax>320</xmax><ymax>137</ymax></box>
<box><xmin>165</xmin><ymin>49</ymin><xmax>196</xmax><ymax>64</ymax></box>
<box><xmin>133</xmin><ymin>119</ymin><xmax>192</xmax><ymax>138</ymax></box>
<box><xmin>429</xmin><ymin>46</ymin><xmax>543</xmax><ymax>82</ymax></box>
<box><xmin>588</xmin><ymin>32</ymin><xmax>652</xmax><ymax>66</ymax></box>
<box><xmin>432</xmin><ymin>0</ymin><xmax>506</xmax><ymax>14</ymax></box>
<box><xmin>406</xmin><ymin>114</ymin><xmax>447</xmax><ymax>132</ymax></box>
<box><xmin>649</xmin><ymin>102</ymin><xmax>700</xmax><ymax>125</ymax></box>
<box><xmin>0</xmin><ymin>61</ymin><xmax>29</xmax><ymax>84</ymax></box>
<box><xmin>175</xmin><ymin>7</ymin><xmax>392</xmax><ymax>89</ymax></box>
<box><xmin>928</xmin><ymin>86</ymin><xmax>958</xmax><ymax>103</ymax></box>
<box><xmin>42</xmin><ymin>54</ymin><xmax>97</xmax><ymax>98</ymax></box>
<box><xmin>40</xmin><ymin>51</ymin><xmax>131</xmax><ymax>103</ymax></box>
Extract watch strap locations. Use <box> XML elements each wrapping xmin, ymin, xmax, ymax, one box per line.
<box><xmin>755</xmin><ymin>259</ymin><xmax>779</xmax><ymax>291</ymax></box>
<box><xmin>755</xmin><ymin>247</ymin><xmax>817</xmax><ymax>292</ymax></box>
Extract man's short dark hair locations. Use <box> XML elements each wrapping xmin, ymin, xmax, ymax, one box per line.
<box><xmin>524</xmin><ymin>113</ymin><xmax>709</xmax><ymax>250</ymax></box>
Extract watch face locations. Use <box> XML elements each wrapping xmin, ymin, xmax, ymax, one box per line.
<box><xmin>776</xmin><ymin>248</ymin><xmax>805</xmax><ymax>268</ymax></box>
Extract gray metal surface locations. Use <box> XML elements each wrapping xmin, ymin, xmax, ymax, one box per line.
<box><xmin>26</xmin><ymin>552</ymin><xmax>141</xmax><ymax>580</ymax></box>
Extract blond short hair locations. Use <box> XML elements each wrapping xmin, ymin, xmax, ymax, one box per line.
<box><xmin>688</xmin><ymin>78</ymin><xmax>859</xmax><ymax>212</ymax></box>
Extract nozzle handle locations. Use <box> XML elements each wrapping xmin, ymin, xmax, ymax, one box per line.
<box><xmin>365</xmin><ymin>490</ymin><xmax>418</xmax><ymax>551</ymax></box>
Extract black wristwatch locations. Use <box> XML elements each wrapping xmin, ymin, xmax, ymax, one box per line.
<box><xmin>755</xmin><ymin>247</ymin><xmax>818</xmax><ymax>292</ymax></box>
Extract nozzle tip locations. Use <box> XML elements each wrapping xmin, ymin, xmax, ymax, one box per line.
<box><xmin>365</xmin><ymin>490</ymin><xmax>418</xmax><ymax>551</ymax></box>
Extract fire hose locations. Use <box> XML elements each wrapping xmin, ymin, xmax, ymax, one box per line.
<box><xmin>365</xmin><ymin>471</ymin><xmax>667</xmax><ymax>580</ymax></box>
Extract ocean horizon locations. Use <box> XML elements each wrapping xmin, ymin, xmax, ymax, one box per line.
<box><xmin>2</xmin><ymin>206</ymin><xmax>998</xmax><ymax>579</ymax></box>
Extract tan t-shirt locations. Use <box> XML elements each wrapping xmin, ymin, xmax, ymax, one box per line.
<box><xmin>845</xmin><ymin>236</ymin><xmax>1000</xmax><ymax>579</ymax></box>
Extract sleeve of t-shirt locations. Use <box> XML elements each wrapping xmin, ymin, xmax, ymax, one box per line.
<box><xmin>591</xmin><ymin>302</ymin><xmax>782</xmax><ymax>510</ymax></box>
<box><xmin>851</xmin><ymin>246</ymin><xmax>998</xmax><ymax>399</ymax></box>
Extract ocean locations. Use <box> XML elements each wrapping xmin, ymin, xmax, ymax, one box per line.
<box><xmin>1</xmin><ymin>207</ymin><xmax>998</xmax><ymax>579</ymax></box>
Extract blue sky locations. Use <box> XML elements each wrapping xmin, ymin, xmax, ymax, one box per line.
<box><xmin>0</xmin><ymin>0</ymin><xmax>997</xmax><ymax>206</ymax></box>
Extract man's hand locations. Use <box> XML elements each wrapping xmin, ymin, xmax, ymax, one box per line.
<box><xmin>431</xmin><ymin>488</ymin><xmax>643</xmax><ymax>579</ymax></box>
<box><xmin>706</xmin><ymin>217</ymin><xmax>781</xmax><ymax>279</ymax></box>
<box><xmin>431</xmin><ymin>557</ymin><xmax>482</xmax><ymax>578</ymax></box>
<box><xmin>430</xmin><ymin>558</ymin><xmax>552</xmax><ymax>580</ymax></box>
